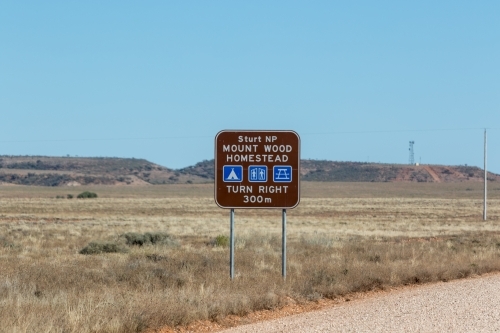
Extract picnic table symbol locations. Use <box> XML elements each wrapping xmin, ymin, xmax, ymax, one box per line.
<box><xmin>273</xmin><ymin>166</ymin><xmax>292</xmax><ymax>182</ymax></box>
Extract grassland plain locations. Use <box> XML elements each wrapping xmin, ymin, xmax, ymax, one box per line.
<box><xmin>0</xmin><ymin>182</ymin><xmax>499</xmax><ymax>332</ymax></box>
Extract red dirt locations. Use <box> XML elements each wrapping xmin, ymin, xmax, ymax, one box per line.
<box><xmin>423</xmin><ymin>166</ymin><xmax>441</xmax><ymax>182</ymax></box>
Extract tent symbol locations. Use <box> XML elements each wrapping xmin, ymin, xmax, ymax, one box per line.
<box><xmin>227</xmin><ymin>168</ymin><xmax>239</xmax><ymax>180</ymax></box>
<box><xmin>223</xmin><ymin>165</ymin><xmax>243</xmax><ymax>182</ymax></box>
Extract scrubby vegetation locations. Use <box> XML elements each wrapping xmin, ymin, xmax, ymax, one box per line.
<box><xmin>177</xmin><ymin>159</ymin><xmax>215</xmax><ymax>179</ymax></box>
<box><xmin>79</xmin><ymin>241</ymin><xmax>129</xmax><ymax>254</ymax></box>
<box><xmin>0</xmin><ymin>184</ymin><xmax>499</xmax><ymax>332</ymax></box>
<box><xmin>0</xmin><ymin>173</ymin><xmax>118</xmax><ymax>186</ymax></box>
<box><xmin>122</xmin><ymin>232</ymin><xmax>178</xmax><ymax>247</ymax></box>
<box><xmin>80</xmin><ymin>232</ymin><xmax>178</xmax><ymax>255</ymax></box>
<box><xmin>3</xmin><ymin>231</ymin><xmax>500</xmax><ymax>332</ymax></box>
<box><xmin>302</xmin><ymin>162</ymin><xmax>400</xmax><ymax>182</ymax></box>
<box><xmin>212</xmin><ymin>234</ymin><xmax>230</xmax><ymax>247</ymax></box>
<box><xmin>77</xmin><ymin>191</ymin><xmax>98</xmax><ymax>199</ymax></box>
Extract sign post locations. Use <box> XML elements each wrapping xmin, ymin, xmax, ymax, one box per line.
<box><xmin>282</xmin><ymin>209</ymin><xmax>287</xmax><ymax>279</ymax></box>
<box><xmin>215</xmin><ymin>130</ymin><xmax>300</xmax><ymax>279</ymax></box>
<box><xmin>230</xmin><ymin>208</ymin><xmax>235</xmax><ymax>280</ymax></box>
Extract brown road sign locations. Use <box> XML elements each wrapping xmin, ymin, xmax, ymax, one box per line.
<box><xmin>215</xmin><ymin>130</ymin><xmax>300</xmax><ymax>209</ymax></box>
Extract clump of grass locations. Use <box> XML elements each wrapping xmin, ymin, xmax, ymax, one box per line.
<box><xmin>122</xmin><ymin>232</ymin><xmax>178</xmax><ymax>247</ymax></box>
<box><xmin>212</xmin><ymin>234</ymin><xmax>230</xmax><ymax>247</ymax></box>
<box><xmin>77</xmin><ymin>191</ymin><xmax>98</xmax><ymax>199</ymax></box>
<box><xmin>79</xmin><ymin>241</ymin><xmax>129</xmax><ymax>254</ymax></box>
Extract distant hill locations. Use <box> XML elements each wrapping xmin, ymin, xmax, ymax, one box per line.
<box><xmin>0</xmin><ymin>156</ymin><xmax>498</xmax><ymax>186</ymax></box>
<box><xmin>300</xmin><ymin>160</ymin><xmax>498</xmax><ymax>183</ymax></box>
<box><xmin>0</xmin><ymin>156</ymin><xmax>210</xmax><ymax>186</ymax></box>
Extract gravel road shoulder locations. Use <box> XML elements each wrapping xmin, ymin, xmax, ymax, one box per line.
<box><xmin>220</xmin><ymin>273</ymin><xmax>500</xmax><ymax>333</ymax></box>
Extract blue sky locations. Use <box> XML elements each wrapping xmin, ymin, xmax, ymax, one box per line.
<box><xmin>1</xmin><ymin>1</ymin><xmax>499</xmax><ymax>172</ymax></box>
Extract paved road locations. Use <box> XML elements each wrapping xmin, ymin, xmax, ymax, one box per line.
<box><xmin>221</xmin><ymin>273</ymin><xmax>500</xmax><ymax>333</ymax></box>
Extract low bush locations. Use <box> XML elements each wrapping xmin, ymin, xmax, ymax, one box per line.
<box><xmin>212</xmin><ymin>234</ymin><xmax>230</xmax><ymax>247</ymax></box>
<box><xmin>79</xmin><ymin>242</ymin><xmax>128</xmax><ymax>255</ymax></box>
<box><xmin>77</xmin><ymin>191</ymin><xmax>98</xmax><ymax>199</ymax></box>
<box><xmin>122</xmin><ymin>232</ymin><xmax>178</xmax><ymax>247</ymax></box>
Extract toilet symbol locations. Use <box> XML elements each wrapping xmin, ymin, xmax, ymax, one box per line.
<box><xmin>248</xmin><ymin>165</ymin><xmax>268</xmax><ymax>182</ymax></box>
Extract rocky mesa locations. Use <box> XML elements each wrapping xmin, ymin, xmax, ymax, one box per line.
<box><xmin>0</xmin><ymin>156</ymin><xmax>497</xmax><ymax>186</ymax></box>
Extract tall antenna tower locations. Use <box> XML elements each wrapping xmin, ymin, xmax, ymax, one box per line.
<box><xmin>409</xmin><ymin>141</ymin><xmax>415</xmax><ymax>165</ymax></box>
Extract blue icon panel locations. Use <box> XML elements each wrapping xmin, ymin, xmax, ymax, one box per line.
<box><xmin>223</xmin><ymin>165</ymin><xmax>243</xmax><ymax>182</ymax></box>
<box><xmin>248</xmin><ymin>165</ymin><xmax>268</xmax><ymax>182</ymax></box>
<box><xmin>273</xmin><ymin>166</ymin><xmax>292</xmax><ymax>182</ymax></box>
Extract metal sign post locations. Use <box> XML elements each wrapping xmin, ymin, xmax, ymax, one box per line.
<box><xmin>282</xmin><ymin>209</ymin><xmax>287</xmax><ymax>279</ymax></box>
<box><xmin>215</xmin><ymin>130</ymin><xmax>300</xmax><ymax>279</ymax></box>
<box><xmin>230</xmin><ymin>209</ymin><xmax>235</xmax><ymax>280</ymax></box>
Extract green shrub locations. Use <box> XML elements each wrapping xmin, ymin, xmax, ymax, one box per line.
<box><xmin>79</xmin><ymin>242</ymin><xmax>128</xmax><ymax>255</ymax></box>
<box><xmin>77</xmin><ymin>191</ymin><xmax>98</xmax><ymax>199</ymax></box>
<box><xmin>67</xmin><ymin>194</ymin><xmax>74</xmax><ymax>199</ymax></box>
<box><xmin>213</xmin><ymin>234</ymin><xmax>230</xmax><ymax>247</ymax></box>
<box><xmin>122</xmin><ymin>232</ymin><xmax>178</xmax><ymax>247</ymax></box>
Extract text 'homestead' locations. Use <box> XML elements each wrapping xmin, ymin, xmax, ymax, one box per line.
<box><xmin>215</xmin><ymin>130</ymin><xmax>300</xmax><ymax>209</ymax></box>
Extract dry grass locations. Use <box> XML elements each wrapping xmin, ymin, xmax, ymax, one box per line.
<box><xmin>0</xmin><ymin>182</ymin><xmax>499</xmax><ymax>332</ymax></box>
